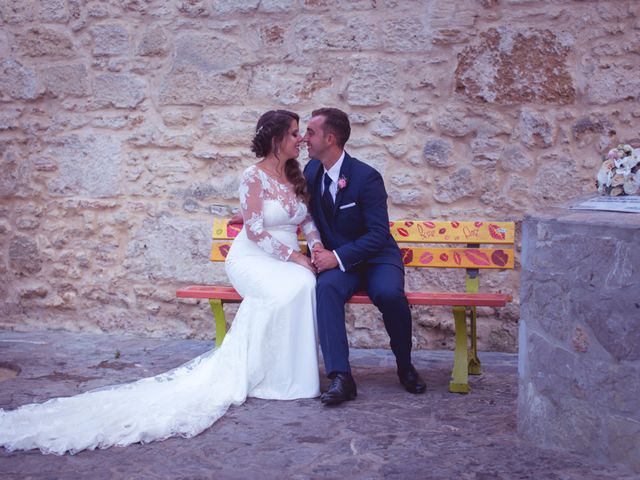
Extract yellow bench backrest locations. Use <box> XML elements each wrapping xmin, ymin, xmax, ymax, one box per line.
<box><xmin>210</xmin><ymin>219</ymin><xmax>515</xmax><ymax>270</ymax></box>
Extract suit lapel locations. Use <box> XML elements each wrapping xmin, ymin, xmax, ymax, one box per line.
<box><xmin>312</xmin><ymin>163</ymin><xmax>327</xmax><ymax>221</ymax></box>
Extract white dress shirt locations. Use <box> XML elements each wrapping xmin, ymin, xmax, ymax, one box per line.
<box><xmin>322</xmin><ymin>151</ymin><xmax>347</xmax><ymax>272</ymax></box>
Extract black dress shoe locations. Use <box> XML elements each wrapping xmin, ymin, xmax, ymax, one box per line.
<box><xmin>320</xmin><ymin>373</ymin><xmax>357</xmax><ymax>406</ymax></box>
<box><xmin>398</xmin><ymin>364</ymin><xmax>426</xmax><ymax>394</ymax></box>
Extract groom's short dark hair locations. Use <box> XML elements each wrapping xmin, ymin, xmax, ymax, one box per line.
<box><xmin>312</xmin><ymin>107</ymin><xmax>351</xmax><ymax>149</ymax></box>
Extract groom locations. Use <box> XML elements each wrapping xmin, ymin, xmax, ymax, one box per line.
<box><xmin>302</xmin><ymin>108</ymin><xmax>426</xmax><ymax>406</ymax></box>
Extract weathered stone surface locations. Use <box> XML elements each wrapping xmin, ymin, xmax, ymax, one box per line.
<box><xmin>585</xmin><ymin>60</ymin><xmax>640</xmax><ymax>105</ymax></box>
<box><xmin>259</xmin><ymin>0</ymin><xmax>296</xmax><ymax>13</ymax></box>
<box><xmin>137</xmin><ymin>25</ymin><xmax>168</xmax><ymax>56</ymax></box>
<box><xmin>471</xmin><ymin>135</ymin><xmax>504</xmax><ymax>168</ymax></box>
<box><xmin>182</xmin><ymin>175</ymin><xmax>241</xmax><ymax>203</ymax></box>
<box><xmin>127</xmin><ymin>128</ymin><xmax>197</xmax><ymax>149</ymax></box>
<box><xmin>344</xmin><ymin>58</ymin><xmax>397</xmax><ymax>106</ymax></box>
<box><xmin>294</xmin><ymin>16</ymin><xmax>379</xmax><ymax>51</ymax></box>
<box><xmin>18</xmin><ymin>284</ymin><xmax>49</xmax><ymax>298</ymax></box>
<box><xmin>608</xmin><ymin>416</ymin><xmax>640</xmax><ymax>472</ymax></box>
<box><xmin>37</xmin><ymin>0</ymin><xmax>69</xmax><ymax>22</ymax></box>
<box><xmin>423</xmin><ymin>139</ymin><xmax>453</xmax><ymax>168</ymax></box>
<box><xmin>0</xmin><ymin>59</ymin><xmax>38</xmax><ymax>100</ymax></box>
<box><xmin>0</xmin><ymin>0</ymin><xmax>35</xmax><ymax>24</ymax></box>
<box><xmin>388</xmin><ymin>187</ymin><xmax>426</xmax><ymax>207</ymax></box>
<box><xmin>160</xmin><ymin>107</ymin><xmax>198</xmax><ymax>127</ymax></box>
<box><xmin>385</xmin><ymin>143</ymin><xmax>409</xmax><ymax>159</ymax></box>
<box><xmin>300</xmin><ymin>0</ymin><xmax>331</xmax><ymax>11</ymax></box>
<box><xmin>582</xmin><ymin>301</ymin><xmax>640</xmax><ymax>362</ymax></box>
<box><xmin>9</xmin><ymin>236</ymin><xmax>42</xmax><ymax>275</ymax></box>
<box><xmin>433</xmin><ymin>167</ymin><xmax>476</xmax><ymax>204</ymax></box>
<box><xmin>533</xmin><ymin>159</ymin><xmax>590</xmax><ymax>203</ymax></box>
<box><xmin>512</xmin><ymin>110</ymin><xmax>554</xmax><ymax>148</ymax></box>
<box><xmin>0</xmin><ymin>27</ymin><xmax>9</xmax><ymax>58</ymax></box>
<box><xmin>249</xmin><ymin>64</ymin><xmax>331</xmax><ymax>106</ymax></box>
<box><xmin>381</xmin><ymin>18</ymin><xmax>431</xmax><ymax>52</ymax></box>
<box><xmin>500</xmin><ymin>146</ymin><xmax>533</xmax><ymax>171</ymax></box>
<box><xmin>124</xmin><ymin>213</ymin><xmax>213</xmax><ymax>283</ymax></box>
<box><xmin>201</xmin><ymin>113</ymin><xmax>254</xmax><ymax>146</ymax></box>
<box><xmin>177</xmin><ymin>0</ymin><xmax>209</xmax><ymax>17</ymax></box>
<box><xmin>328</xmin><ymin>18</ymin><xmax>380</xmax><ymax>51</ymax></box>
<box><xmin>16</xmin><ymin>216</ymin><xmax>39</xmax><ymax>230</ymax></box>
<box><xmin>0</xmin><ymin>145</ymin><xmax>32</xmax><ymax>198</ymax></box>
<box><xmin>260</xmin><ymin>25</ymin><xmax>285</xmax><ymax>45</ymax></box>
<box><xmin>40</xmin><ymin>64</ymin><xmax>89</xmax><ymax>98</ymax></box>
<box><xmin>159</xmin><ymin>34</ymin><xmax>250</xmax><ymax>105</ymax></box>
<box><xmin>14</xmin><ymin>27</ymin><xmax>75</xmax><ymax>58</ymax></box>
<box><xmin>455</xmin><ymin>28</ymin><xmax>575</xmax><ymax>104</ymax></box>
<box><xmin>293</xmin><ymin>17</ymin><xmax>327</xmax><ymax>51</ymax></box>
<box><xmin>46</xmin><ymin>135</ymin><xmax>122</xmax><ymax>198</ymax></box>
<box><xmin>93</xmin><ymin>73</ymin><xmax>145</xmax><ymax>108</ymax></box>
<box><xmin>90</xmin><ymin>24</ymin><xmax>129</xmax><ymax>57</ymax></box>
<box><xmin>370</xmin><ymin>114</ymin><xmax>405</xmax><ymax>138</ymax></box>
<box><xmin>520</xmin><ymin>275</ymin><xmax>571</xmax><ymax>343</ymax></box>
<box><xmin>437</xmin><ymin>106</ymin><xmax>475</xmax><ymax>137</ymax></box>
<box><xmin>519</xmin><ymin>210</ymin><xmax>640</xmax><ymax>473</ymax></box>
<box><xmin>211</xmin><ymin>0</ymin><xmax>259</xmax><ymax>14</ymax></box>
<box><xmin>86</xmin><ymin>2</ymin><xmax>110</xmax><ymax>19</ymax></box>
<box><xmin>90</xmin><ymin>114</ymin><xmax>136</xmax><ymax>130</ymax></box>
<box><xmin>0</xmin><ymin>107</ymin><xmax>22</xmax><ymax>130</ymax></box>
<box><xmin>571</xmin><ymin>114</ymin><xmax>616</xmax><ymax>142</ymax></box>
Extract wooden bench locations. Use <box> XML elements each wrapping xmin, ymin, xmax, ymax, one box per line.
<box><xmin>177</xmin><ymin>219</ymin><xmax>515</xmax><ymax>394</ymax></box>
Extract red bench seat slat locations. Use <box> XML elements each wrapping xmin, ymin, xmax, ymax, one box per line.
<box><xmin>177</xmin><ymin>285</ymin><xmax>511</xmax><ymax>307</ymax></box>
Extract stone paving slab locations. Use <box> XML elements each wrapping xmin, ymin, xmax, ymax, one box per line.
<box><xmin>0</xmin><ymin>330</ymin><xmax>636</xmax><ymax>480</ymax></box>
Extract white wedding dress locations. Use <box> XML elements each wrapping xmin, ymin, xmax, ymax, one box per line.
<box><xmin>0</xmin><ymin>165</ymin><xmax>321</xmax><ymax>455</ymax></box>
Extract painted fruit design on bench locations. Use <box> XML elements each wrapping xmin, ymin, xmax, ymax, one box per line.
<box><xmin>490</xmin><ymin>249</ymin><xmax>509</xmax><ymax>267</ymax></box>
<box><xmin>419</xmin><ymin>251</ymin><xmax>434</xmax><ymax>264</ymax></box>
<box><xmin>400</xmin><ymin>248</ymin><xmax>510</xmax><ymax>267</ymax></box>
<box><xmin>219</xmin><ymin>244</ymin><xmax>230</xmax><ymax>258</ymax></box>
<box><xmin>226</xmin><ymin>223</ymin><xmax>242</xmax><ymax>238</ymax></box>
<box><xmin>488</xmin><ymin>224</ymin><xmax>506</xmax><ymax>240</ymax></box>
<box><xmin>400</xmin><ymin>248</ymin><xmax>414</xmax><ymax>264</ymax></box>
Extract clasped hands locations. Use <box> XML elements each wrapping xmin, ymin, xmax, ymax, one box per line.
<box><xmin>229</xmin><ymin>214</ymin><xmax>337</xmax><ymax>275</ymax></box>
<box><xmin>290</xmin><ymin>243</ymin><xmax>337</xmax><ymax>275</ymax></box>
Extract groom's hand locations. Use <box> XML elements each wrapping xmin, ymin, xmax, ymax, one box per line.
<box><xmin>312</xmin><ymin>247</ymin><xmax>338</xmax><ymax>273</ymax></box>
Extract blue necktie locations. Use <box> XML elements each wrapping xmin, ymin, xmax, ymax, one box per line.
<box><xmin>322</xmin><ymin>173</ymin><xmax>334</xmax><ymax>218</ymax></box>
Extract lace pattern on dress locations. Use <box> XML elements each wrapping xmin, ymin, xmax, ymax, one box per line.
<box><xmin>239</xmin><ymin>165</ymin><xmax>321</xmax><ymax>261</ymax></box>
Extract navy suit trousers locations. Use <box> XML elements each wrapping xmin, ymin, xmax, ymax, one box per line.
<box><xmin>316</xmin><ymin>263</ymin><xmax>412</xmax><ymax>376</ymax></box>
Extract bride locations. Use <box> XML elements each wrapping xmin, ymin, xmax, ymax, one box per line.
<box><xmin>0</xmin><ymin>110</ymin><xmax>322</xmax><ymax>455</ymax></box>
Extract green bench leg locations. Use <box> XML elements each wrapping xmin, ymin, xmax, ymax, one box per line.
<box><xmin>466</xmin><ymin>275</ymin><xmax>482</xmax><ymax>376</ymax></box>
<box><xmin>450</xmin><ymin>306</ymin><xmax>470</xmax><ymax>394</ymax></box>
<box><xmin>209</xmin><ymin>299</ymin><xmax>227</xmax><ymax>347</ymax></box>
<box><xmin>468</xmin><ymin>306</ymin><xmax>481</xmax><ymax>375</ymax></box>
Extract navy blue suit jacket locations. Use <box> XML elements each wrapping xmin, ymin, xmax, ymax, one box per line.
<box><xmin>303</xmin><ymin>152</ymin><xmax>403</xmax><ymax>272</ymax></box>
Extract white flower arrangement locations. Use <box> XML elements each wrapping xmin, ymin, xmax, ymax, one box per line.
<box><xmin>596</xmin><ymin>144</ymin><xmax>640</xmax><ymax>196</ymax></box>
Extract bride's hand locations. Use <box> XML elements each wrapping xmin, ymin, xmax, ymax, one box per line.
<box><xmin>310</xmin><ymin>242</ymin><xmax>323</xmax><ymax>264</ymax></box>
<box><xmin>290</xmin><ymin>251</ymin><xmax>317</xmax><ymax>275</ymax></box>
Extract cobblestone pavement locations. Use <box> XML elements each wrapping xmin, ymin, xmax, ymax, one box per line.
<box><xmin>0</xmin><ymin>330</ymin><xmax>636</xmax><ymax>480</ymax></box>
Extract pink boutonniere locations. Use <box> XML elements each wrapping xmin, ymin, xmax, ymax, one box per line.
<box><xmin>337</xmin><ymin>175</ymin><xmax>348</xmax><ymax>190</ymax></box>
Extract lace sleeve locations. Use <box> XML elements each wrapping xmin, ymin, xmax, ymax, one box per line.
<box><xmin>300</xmin><ymin>213</ymin><xmax>322</xmax><ymax>249</ymax></box>
<box><xmin>239</xmin><ymin>168</ymin><xmax>293</xmax><ymax>261</ymax></box>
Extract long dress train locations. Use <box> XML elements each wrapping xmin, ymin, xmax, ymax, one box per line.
<box><xmin>0</xmin><ymin>165</ymin><xmax>321</xmax><ymax>455</ymax></box>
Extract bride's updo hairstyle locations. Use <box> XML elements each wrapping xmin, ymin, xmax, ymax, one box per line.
<box><xmin>251</xmin><ymin>110</ymin><xmax>309</xmax><ymax>203</ymax></box>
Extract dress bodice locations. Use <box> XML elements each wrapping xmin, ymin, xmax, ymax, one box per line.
<box><xmin>239</xmin><ymin>165</ymin><xmax>320</xmax><ymax>261</ymax></box>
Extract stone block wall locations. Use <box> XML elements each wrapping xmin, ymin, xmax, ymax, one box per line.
<box><xmin>1</xmin><ymin>0</ymin><xmax>638</xmax><ymax>351</ymax></box>
<box><xmin>518</xmin><ymin>210</ymin><xmax>640</xmax><ymax>472</ymax></box>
